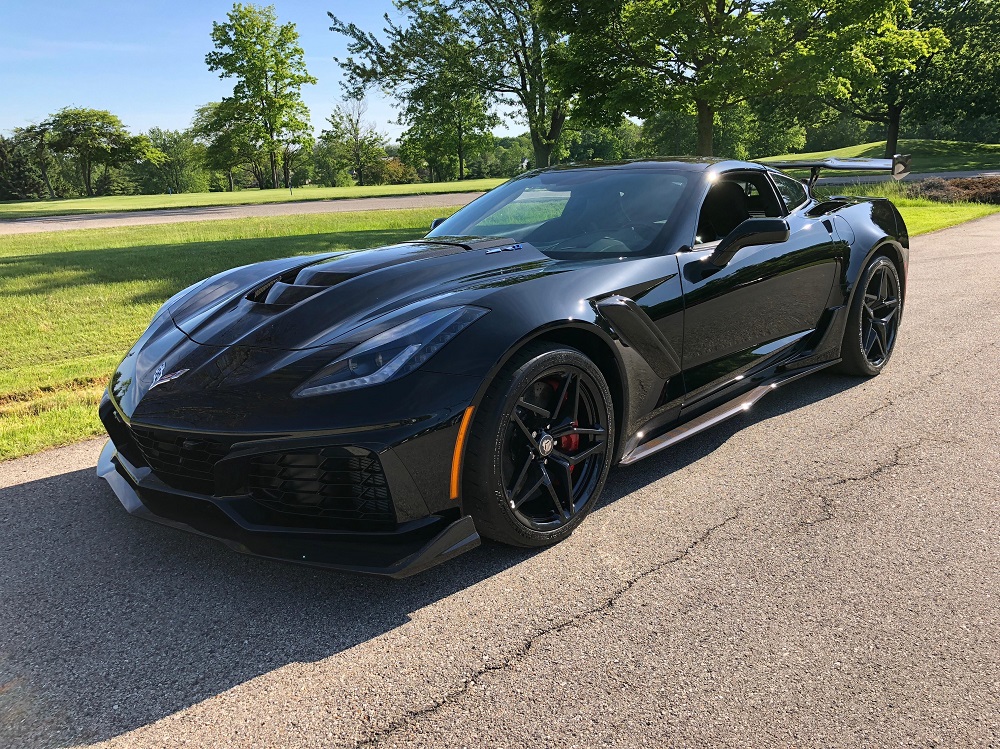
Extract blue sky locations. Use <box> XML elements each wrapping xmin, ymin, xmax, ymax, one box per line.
<box><xmin>0</xmin><ymin>0</ymin><xmax>519</xmax><ymax>139</ymax></box>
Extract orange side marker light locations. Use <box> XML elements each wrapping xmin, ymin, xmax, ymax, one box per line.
<box><xmin>449</xmin><ymin>406</ymin><xmax>475</xmax><ymax>500</ymax></box>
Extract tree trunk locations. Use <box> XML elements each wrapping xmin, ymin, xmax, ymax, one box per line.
<box><xmin>227</xmin><ymin>170</ymin><xmax>234</xmax><ymax>192</ymax></box>
<box><xmin>83</xmin><ymin>159</ymin><xmax>93</xmax><ymax>197</ymax></box>
<box><xmin>268</xmin><ymin>151</ymin><xmax>278</xmax><ymax>189</ymax></box>
<box><xmin>40</xmin><ymin>162</ymin><xmax>55</xmax><ymax>199</ymax></box>
<box><xmin>457</xmin><ymin>120</ymin><xmax>465</xmax><ymax>180</ymax></box>
<box><xmin>530</xmin><ymin>133</ymin><xmax>552</xmax><ymax>170</ymax></box>
<box><xmin>696</xmin><ymin>100</ymin><xmax>714</xmax><ymax>157</ymax></box>
<box><xmin>885</xmin><ymin>104</ymin><xmax>904</xmax><ymax>158</ymax></box>
<box><xmin>283</xmin><ymin>156</ymin><xmax>291</xmax><ymax>188</ymax></box>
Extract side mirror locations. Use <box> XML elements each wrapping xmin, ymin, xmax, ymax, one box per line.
<box><xmin>429</xmin><ymin>217</ymin><xmax>447</xmax><ymax>230</ymax></box>
<box><xmin>710</xmin><ymin>218</ymin><xmax>790</xmax><ymax>267</ymax></box>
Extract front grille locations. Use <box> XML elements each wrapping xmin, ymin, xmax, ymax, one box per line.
<box><xmin>131</xmin><ymin>427</ymin><xmax>230</xmax><ymax>494</ymax></box>
<box><xmin>248</xmin><ymin>447</ymin><xmax>396</xmax><ymax>529</ymax></box>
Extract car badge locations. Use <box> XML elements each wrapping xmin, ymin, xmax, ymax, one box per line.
<box><xmin>149</xmin><ymin>364</ymin><xmax>189</xmax><ymax>390</ymax></box>
<box><xmin>485</xmin><ymin>243</ymin><xmax>523</xmax><ymax>255</ymax></box>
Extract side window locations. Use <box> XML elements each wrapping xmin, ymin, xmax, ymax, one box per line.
<box><xmin>772</xmin><ymin>173</ymin><xmax>808</xmax><ymax>212</ymax></box>
<box><xmin>696</xmin><ymin>172</ymin><xmax>783</xmax><ymax>243</ymax></box>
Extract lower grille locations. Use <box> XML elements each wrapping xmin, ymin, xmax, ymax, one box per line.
<box><xmin>131</xmin><ymin>427</ymin><xmax>229</xmax><ymax>494</ymax></box>
<box><xmin>248</xmin><ymin>447</ymin><xmax>396</xmax><ymax>528</ymax></box>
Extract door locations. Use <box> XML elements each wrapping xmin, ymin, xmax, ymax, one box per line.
<box><xmin>677</xmin><ymin>170</ymin><xmax>837</xmax><ymax>403</ymax></box>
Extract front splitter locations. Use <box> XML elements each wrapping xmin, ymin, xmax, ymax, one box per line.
<box><xmin>96</xmin><ymin>440</ymin><xmax>481</xmax><ymax>578</ymax></box>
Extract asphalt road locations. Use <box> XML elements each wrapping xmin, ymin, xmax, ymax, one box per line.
<box><xmin>1</xmin><ymin>215</ymin><xmax>998</xmax><ymax>748</ymax></box>
<box><xmin>0</xmin><ymin>192</ymin><xmax>486</xmax><ymax>235</ymax></box>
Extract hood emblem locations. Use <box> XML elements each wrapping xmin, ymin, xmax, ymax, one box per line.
<box><xmin>485</xmin><ymin>243</ymin><xmax>523</xmax><ymax>255</ymax></box>
<box><xmin>150</xmin><ymin>364</ymin><xmax>189</xmax><ymax>390</ymax></box>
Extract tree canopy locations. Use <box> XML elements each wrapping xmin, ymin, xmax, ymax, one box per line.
<box><xmin>331</xmin><ymin>0</ymin><xmax>567</xmax><ymax>168</ymax></box>
<box><xmin>44</xmin><ymin>107</ymin><xmax>161</xmax><ymax>196</ymax></box>
<box><xmin>540</xmin><ymin>0</ymin><xmax>930</xmax><ymax>156</ymax></box>
<box><xmin>206</xmin><ymin>3</ymin><xmax>316</xmax><ymax>188</ymax></box>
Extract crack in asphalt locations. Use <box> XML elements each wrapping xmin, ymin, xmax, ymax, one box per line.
<box><xmin>802</xmin><ymin>443</ymin><xmax>913</xmax><ymax>525</ymax></box>
<box><xmin>355</xmin><ymin>512</ymin><xmax>741</xmax><ymax>748</ymax></box>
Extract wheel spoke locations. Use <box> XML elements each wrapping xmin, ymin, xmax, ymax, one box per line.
<box><xmin>517</xmin><ymin>398</ymin><xmax>551</xmax><ymax>419</ymax></box>
<box><xmin>511</xmin><ymin>411</ymin><xmax>536</xmax><ymax>446</ymax></box>
<box><xmin>553</xmin><ymin>441</ymin><xmax>605</xmax><ymax>466</ymax></box>
<box><xmin>551</xmin><ymin>425</ymin><xmax>607</xmax><ymax>438</ymax></box>
<box><xmin>874</xmin><ymin>320</ymin><xmax>888</xmax><ymax>355</ymax></box>
<box><xmin>512</xmin><ymin>472</ymin><xmax>544</xmax><ymax>510</ymax></box>
<box><xmin>878</xmin><ymin>269</ymin><xmax>889</xmax><ymax>301</ymax></box>
<box><xmin>541</xmin><ymin>464</ymin><xmax>570</xmax><ymax>521</ymax></box>
<box><xmin>550</xmin><ymin>456</ymin><xmax>575</xmax><ymax>510</ymax></box>
<box><xmin>550</xmin><ymin>372</ymin><xmax>573</xmax><ymax>421</ymax></box>
<box><xmin>568</xmin><ymin>373</ymin><xmax>581</xmax><ymax>424</ymax></box>
<box><xmin>507</xmin><ymin>455</ymin><xmax>534</xmax><ymax>503</ymax></box>
<box><xmin>863</xmin><ymin>327</ymin><xmax>879</xmax><ymax>357</ymax></box>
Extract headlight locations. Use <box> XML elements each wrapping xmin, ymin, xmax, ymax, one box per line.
<box><xmin>294</xmin><ymin>306</ymin><xmax>488</xmax><ymax>397</ymax></box>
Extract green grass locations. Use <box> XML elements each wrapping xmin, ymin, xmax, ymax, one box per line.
<box><xmin>0</xmin><ymin>179</ymin><xmax>505</xmax><ymax>220</ymax></box>
<box><xmin>0</xmin><ymin>196</ymin><xmax>996</xmax><ymax>462</ymax></box>
<box><xmin>0</xmin><ymin>207</ymin><xmax>460</xmax><ymax>461</ymax></box>
<box><xmin>813</xmin><ymin>181</ymin><xmax>1000</xmax><ymax>234</ymax></box>
<box><xmin>760</xmin><ymin>139</ymin><xmax>1000</xmax><ymax>173</ymax></box>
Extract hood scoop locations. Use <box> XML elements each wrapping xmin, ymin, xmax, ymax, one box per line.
<box><xmin>294</xmin><ymin>242</ymin><xmax>465</xmax><ymax>287</ymax></box>
<box><xmin>244</xmin><ymin>241</ymin><xmax>469</xmax><ymax>310</ymax></box>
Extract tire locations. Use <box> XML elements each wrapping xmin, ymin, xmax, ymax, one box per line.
<box><xmin>463</xmin><ymin>342</ymin><xmax>615</xmax><ymax>547</ymax></box>
<box><xmin>838</xmin><ymin>254</ymin><xmax>902</xmax><ymax>377</ymax></box>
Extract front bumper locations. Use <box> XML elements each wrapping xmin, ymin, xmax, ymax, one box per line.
<box><xmin>97</xmin><ymin>439</ymin><xmax>481</xmax><ymax>578</ymax></box>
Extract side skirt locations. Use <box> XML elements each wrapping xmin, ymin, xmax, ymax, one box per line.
<box><xmin>618</xmin><ymin>359</ymin><xmax>838</xmax><ymax>466</ymax></box>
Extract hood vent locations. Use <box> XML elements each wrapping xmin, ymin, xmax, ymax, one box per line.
<box><xmin>245</xmin><ymin>268</ymin><xmax>329</xmax><ymax>309</ymax></box>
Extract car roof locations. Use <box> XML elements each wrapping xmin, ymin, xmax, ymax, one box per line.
<box><xmin>523</xmin><ymin>158</ymin><xmax>773</xmax><ymax>178</ymax></box>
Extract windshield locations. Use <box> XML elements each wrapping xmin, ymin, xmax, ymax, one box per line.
<box><xmin>427</xmin><ymin>168</ymin><xmax>690</xmax><ymax>259</ymax></box>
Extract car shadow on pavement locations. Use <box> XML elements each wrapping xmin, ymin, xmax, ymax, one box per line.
<box><xmin>0</xmin><ymin>373</ymin><xmax>861</xmax><ymax>747</ymax></box>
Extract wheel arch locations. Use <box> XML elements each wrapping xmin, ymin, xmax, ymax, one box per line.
<box><xmin>469</xmin><ymin>321</ymin><xmax>629</xmax><ymax>461</ymax></box>
<box><xmin>853</xmin><ymin>239</ymin><xmax>907</xmax><ymax>307</ymax></box>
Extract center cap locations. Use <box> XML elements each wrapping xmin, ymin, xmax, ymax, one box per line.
<box><xmin>537</xmin><ymin>433</ymin><xmax>555</xmax><ymax>457</ymax></box>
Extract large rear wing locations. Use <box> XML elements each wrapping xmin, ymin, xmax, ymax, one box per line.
<box><xmin>765</xmin><ymin>153</ymin><xmax>912</xmax><ymax>190</ymax></box>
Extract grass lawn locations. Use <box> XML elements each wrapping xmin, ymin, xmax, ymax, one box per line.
<box><xmin>760</xmin><ymin>139</ymin><xmax>1000</xmax><ymax>173</ymax></box>
<box><xmin>0</xmin><ymin>198</ymin><xmax>995</xmax><ymax>462</ymax></box>
<box><xmin>0</xmin><ymin>207</ymin><xmax>459</xmax><ymax>461</ymax></box>
<box><xmin>0</xmin><ymin>179</ymin><xmax>506</xmax><ymax>221</ymax></box>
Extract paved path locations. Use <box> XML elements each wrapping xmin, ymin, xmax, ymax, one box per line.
<box><xmin>3</xmin><ymin>170</ymin><xmax>999</xmax><ymax>236</ymax></box>
<box><xmin>1</xmin><ymin>216</ymin><xmax>998</xmax><ymax>748</ymax></box>
<box><xmin>0</xmin><ymin>192</ymin><xmax>486</xmax><ymax>236</ymax></box>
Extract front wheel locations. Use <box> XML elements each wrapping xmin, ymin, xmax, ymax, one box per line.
<box><xmin>463</xmin><ymin>343</ymin><xmax>615</xmax><ymax>547</ymax></box>
<box><xmin>838</xmin><ymin>255</ymin><xmax>902</xmax><ymax>377</ymax></box>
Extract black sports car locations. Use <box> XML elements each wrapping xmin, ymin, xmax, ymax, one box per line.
<box><xmin>98</xmin><ymin>156</ymin><xmax>910</xmax><ymax>576</ymax></box>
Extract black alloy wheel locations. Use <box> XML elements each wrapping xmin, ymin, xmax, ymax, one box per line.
<box><xmin>839</xmin><ymin>255</ymin><xmax>903</xmax><ymax>376</ymax></box>
<box><xmin>463</xmin><ymin>343</ymin><xmax>615</xmax><ymax>547</ymax></box>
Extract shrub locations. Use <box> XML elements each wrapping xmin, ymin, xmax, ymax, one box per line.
<box><xmin>909</xmin><ymin>177</ymin><xmax>1000</xmax><ymax>205</ymax></box>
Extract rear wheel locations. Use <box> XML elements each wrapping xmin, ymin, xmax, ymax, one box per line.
<box><xmin>838</xmin><ymin>255</ymin><xmax>902</xmax><ymax>377</ymax></box>
<box><xmin>463</xmin><ymin>343</ymin><xmax>615</xmax><ymax>547</ymax></box>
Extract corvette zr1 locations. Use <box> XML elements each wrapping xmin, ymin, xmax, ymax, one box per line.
<box><xmin>98</xmin><ymin>157</ymin><xmax>909</xmax><ymax>576</ymax></box>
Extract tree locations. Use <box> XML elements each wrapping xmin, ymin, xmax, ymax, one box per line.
<box><xmin>331</xmin><ymin>0</ymin><xmax>568</xmax><ymax>168</ymax></box>
<box><xmin>321</xmin><ymin>98</ymin><xmax>388</xmax><ymax>186</ymax></box>
<box><xmin>45</xmin><ymin>107</ymin><xmax>160</xmax><ymax>196</ymax></box>
<box><xmin>906</xmin><ymin>0</ymin><xmax>1000</xmax><ymax>138</ymax></box>
<box><xmin>192</xmin><ymin>100</ymin><xmax>267</xmax><ymax>190</ymax></box>
<box><xmin>130</xmin><ymin>128</ymin><xmax>210</xmax><ymax>194</ymax></box>
<box><xmin>0</xmin><ymin>133</ymin><xmax>46</xmax><ymax>200</ymax></box>
<box><xmin>206</xmin><ymin>3</ymin><xmax>316</xmax><ymax>188</ymax></box>
<box><xmin>541</xmin><ymin>0</ymin><xmax>925</xmax><ymax>157</ymax></box>
<box><xmin>826</xmin><ymin>0</ymin><xmax>948</xmax><ymax>157</ymax></box>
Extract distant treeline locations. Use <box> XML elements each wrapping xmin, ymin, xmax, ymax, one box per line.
<box><xmin>2</xmin><ymin>0</ymin><xmax>998</xmax><ymax>201</ymax></box>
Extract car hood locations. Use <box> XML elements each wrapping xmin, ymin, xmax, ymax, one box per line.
<box><xmin>167</xmin><ymin>237</ymin><xmax>561</xmax><ymax>351</ymax></box>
